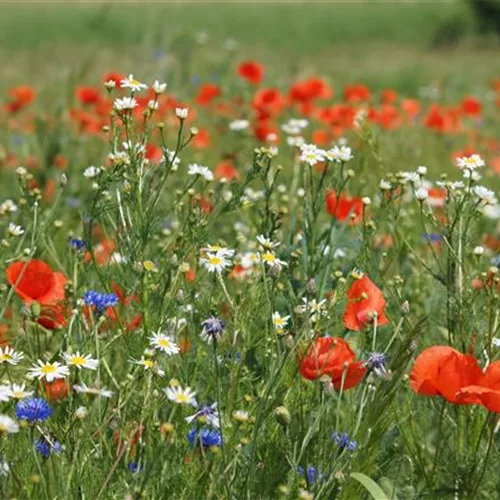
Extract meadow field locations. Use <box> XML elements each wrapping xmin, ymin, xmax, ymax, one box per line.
<box><xmin>0</xmin><ymin>1</ymin><xmax>500</xmax><ymax>499</ymax></box>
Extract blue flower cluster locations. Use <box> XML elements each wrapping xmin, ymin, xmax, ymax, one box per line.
<box><xmin>69</xmin><ymin>238</ymin><xmax>87</xmax><ymax>251</ymax></box>
<box><xmin>35</xmin><ymin>437</ymin><xmax>62</xmax><ymax>458</ymax></box>
<box><xmin>83</xmin><ymin>290</ymin><xmax>119</xmax><ymax>314</ymax></box>
<box><xmin>16</xmin><ymin>398</ymin><xmax>52</xmax><ymax>423</ymax></box>
<box><xmin>332</xmin><ymin>431</ymin><xmax>357</xmax><ymax>452</ymax></box>
<box><xmin>187</xmin><ymin>427</ymin><xmax>222</xmax><ymax>448</ymax></box>
<box><xmin>297</xmin><ymin>465</ymin><xmax>325</xmax><ymax>485</ymax></box>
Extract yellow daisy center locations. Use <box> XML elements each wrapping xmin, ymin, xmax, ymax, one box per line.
<box><xmin>41</xmin><ymin>364</ymin><xmax>57</xmax><ymax>374</ymax></box>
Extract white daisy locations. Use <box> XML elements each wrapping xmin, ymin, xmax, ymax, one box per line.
<box><xmin>7</xmin><ymin>383</ymin><xmax>33</xmax><ymax>400</ymax></box>
<box><xmin>152</xmin><ymin>80</ymin><xmax>167</xmax><ymax>94</ymax></box>
<box><xmin>149</xmin><ymin>332</ymin><xmax>180</xmax><ymax>355</ymax></box>
<box><xmin>229</xmin><ymin>119</ymin><xmax>249</xmax><ymax>131</ymax></box>
<box><xmin>121</xmin><ymin>74</ymin><xmax>148</xmax><ymax>92</ymax></box>
<box><xmin>256</xmin><ymin>235</ymin><xmax>280</xmax><ymax>250</ymax></box>
<box><xmin>200</xmin><ymin>253</ymin><xmax>232</xmax><ymax>273</ymax></box>
<box><xmin>272</xmin><ymin>312</ymin><xmax>290</xmax><ymax>332</ymax></box>
<box><xmin>114</xmin><ymin>97</ymin><xmax>138</xmax><ymax>111</ymax></box>
<box><xmin>28</xmin><ymin>360</ymin><xmax>69</xmax><ymax>382</ymax></box>
<box><xmin>456</xmin><ymin>154</ymin><xmax>485</xmax><ymax>171</ymax></box>
<box><xmin>62</xmin><ymin>352</ymin><xmax>99</xmax><ymax>371</ymax></box>
<box><xmin>83</xmin><ymin>166</ymin><xmax>101</xmax><ymax>178</ymax></box>
<box><xmin>0</xmin><ymin>200</ymin><xmax>18</xmax><ymax>215</ymax></box>
<box><xmin>260</xmin><ymin>251</ymin><xmax>288</xmax><ymax>270</ymax></box>
<box><xmin>164</xmin><ymin>385</ymin><xmax>197</xmax><ymax>406</ymax></box>
<box><xmin>325</xmin><ymin>145</ymin><xmax>353</xmax><ymax>163</ymax></box>
<box><xmin>0</xmin><ymin>347</ymin><xmax>24</xmax><ymax>366</ymax></box>
<box><xmin>188</xmin><ymin>163</ymin><xmax>214</xmax><ymax>181</ymax></box>
<box><xmin>131</xmin><ymin>357</ymin><xmax>165</xmax><ymax>377</ymax></box>
<box><xmin>299</xmin><ymin>143</ymin><xmax>325</xmax><ymax>166</ymax></box>
<box><xmin>0</xmin><ymin>386</ymin><xmax>10</xmax><ymax>402</ymax></box>
<box><xmin>0</xmin><ymin>415</ymin><xmax>19</xmax><ymax>434</ymax></box>
<box><xmin>8</xmin><ymin>223</ymin><xmax>24</xmax><ymax>237</ymax></box>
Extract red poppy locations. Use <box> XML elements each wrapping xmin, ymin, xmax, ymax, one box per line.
<box><xmin>4</xmin><ymin>85</ymin><xmax>36</xmax><ymax>113</ymax></box>
<box><xmin>410</xmin><ymin>346</ymin><xmax>483</xmax><ymax>404</ymax></box>
<box><xmin>214</xmin><ymin>161</ymin><xmax>241</xmax><ymax>181</ymax></box>
<box><xmin>45</xmin><ymin>379</ymin><xmax>69</xmax><ymax>401</ymax></box>
<box><xmin>37</xmin><ymin>304</ymin><xmax>68</xmax><ymax>330</ymax></box>
<box><xmin>427</xmin><ymin>187</ymin><xmax>447</xmax><ymax>208</ymax></box>
<box><xmin>192</xmin><ymin>128</ymin><xmax>211</xmax><ymax>149</ymax></box>
<box><xmin>76</xmin><ymin>86</ymin><xmax>102</xmax><ymax>106</ymax></box>
<box><xmin>6</xmin><ymin>260</ymin><xmax>66</xmax><ymax>306</ymax></box>
<box><xmin>237</xmin><ymin>60</ymin><xmax>264</xmax><ymax>85</ymax></box>
<box><xmin>456</xmin><ymin>362</ymin><xmax>500</xmax><ymax>412</ymax></box>
<box><xmin>289</xmin><ymin>78</ymin><xmax>332</xmax><ymax>104</ymax></box>
<box><xmin>84</xmin><ymin>239</ymin><xmax>116</xmax><ymax>266</ymax></box>
<box><xmin>343</xmin><ymin>84</ymin><xmax>370</xmax><ymax>103</ymax></box>
<box><xmin>461</xmin><ymin>96</ymin><xmax>482</xmax><ymax>117</ymax></box>
<box><xmin>299</xmin><ymin>337</ymin><xmax>366</xmax><ymax>390</ymax></box>
<box><xmin>252</xmin><ymin>88</ymin><xmax>285</xmax><ymax>120</ymax></box>
<box><xmin>343</xmin><ymin>275</ymin><xmax>389</xmax><ymax>331</ymax></box>
<box><xmin>381</xmin><ymin>89</ymin><xmax>398</xmax><ymax>105</ymax></box>
<box><xmin>195</xmin><ymin>84</ymin><xmax>221</xmax><ymax>106</ymax></box>
<box><xmin>325</xmin><ymin>190</ymin><xmax>363</xmax><ymax>225</ymax></box>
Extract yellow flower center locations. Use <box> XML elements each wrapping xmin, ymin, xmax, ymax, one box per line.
<box><xmin>209</xmin><ymin>256</ymin><xmax>222</xmax><ymax>265</ymax></box>
<box><xmin>71</xmin><ymin>356</ymin><xmax>86</xmax><ymax>366</ymax></box>
<box><xmin>143</xmin><ymin>360</ymin><xmax>154</xmax><ymax>369</ymax></box>
<box><xmin>176</xmin><ymin>394</ymin><xmax>189</xmax><ymax>403</ymax></box>
<box><xmin>158</xmin><ymin>339</ymin><xmax>171</xmax><ymax>348</ymax></box>
<box><xmin>0</xmin><ymin>354</ymin><xmax>11</xmax><ymax>362</ymax></box>
<box><xmin>262</xmin><ymin>252</ymin><xmax>275</xmax><ymax>263</ymax></box>
<box><xmin>41</xmin><ymin>364</ymin><xmax>57</xmax><ymax>374</ymax></box>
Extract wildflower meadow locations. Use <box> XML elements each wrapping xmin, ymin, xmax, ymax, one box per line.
<box><xmin>0</xmin><ymin>2</ymin><xmax>500</xmax><ymax>499</ymax></box>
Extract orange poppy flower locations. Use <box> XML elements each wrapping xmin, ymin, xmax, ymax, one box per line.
<box><xmin>37</xmin><ymin>303</ymin><xmax>68</xmax><ymax>330</ymax></box>
<box><xmin>45</xmin><ymin>379</ymin><xmax>69</xmax><ymax>401</ymax></box>
<box><xmin>325</xmin><ymin>190</ymin><xmax>363</xmax><ymax>225</ymax></box>
<box><xmin>237</xmin><ymin>60</ymin><xmax>264</xmax><ymax>85</ymax></box>
<box><xmin>410</xmin><ymin>346</ymin><xmax>482</xmax><ymax>404</ymax></box>
<box><xmin>76</xmin><ymin>86</ymin><xmax>102</xmax><ymax>106</ymax></box>
<box><xmin>343</xmin><ymin>84</ymin><xmax>370</xmax><ymax>103</ymax></box>
<box><xmin>6</xmin><ymin>260</ymin><xmax>66</xmax><ymax>306</ymax></box>
<box><xmin>195</xmin><ymin>84</ymin><xmax>221</xmax><ymax>106</ymax></box>
<box><xmin>461</xmin><ymin>96</ymin><xmax>482</xmax><ymax>117</ymax></box>
<box><xmin>455</xmin><ymin>362</ymin><xmax>500</xmax><ymax>412</ymax></box>
<box><xmin>343</xmin><ymin>275</ymin><xmax>389</xmax><ymax>331</ymax></box>
<box><xmin>299</xmin><ymin>337</ymin><xmax>366</xmax><ymax>390</ymax></box>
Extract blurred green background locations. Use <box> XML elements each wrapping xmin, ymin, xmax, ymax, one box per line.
<box><xmin>0</xmin><ymin>1</ymin><xmax>499</xmax><ymax>95</ymax></box>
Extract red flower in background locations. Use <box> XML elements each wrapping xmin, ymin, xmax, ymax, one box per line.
<box><xmin>461</xmin><ymin>96</ymin><xmax>482</xmax><ymax>117</ymax></box>
<box><xmin>299</xmin><ymin>337</ymin><xmax>366</xmax><ymax>390</ymax></box>
<box><xmin>214</xmin><ymin>161</ymin><xmax>241</xmax><ymax>181</ymax></box>
<box><xmin>343</xmin><ymin>84</ymin><xmax>370</xmax><ymax>103</ymax></box>
<box><xmin>6</xmin><ymin>260</ymin><xmax>66</xmax><ymax>306</ymax></box>
<box><xmin>325</xmin><ymin>190</ymin><xmax>363</xmax><ymax>225</ymax></box>
<box><xmin>456</xmin><ymin>362</ymin><xmax>500</xmax><ymax>412</ymax></box>
<box><xmin>343</xmin><ymin>275</ymin><xmax>389</xmax><ymax>331</ymax></box>
<box><xmin>76</xmin><ymin>86</ymin><xmax>102</xmax><ymax>106</ymax></box>
<box><xmin>410</xmin><ymin>346</ymin><xmax>483</xmax><ymax>404</ymax></box>
<box><xmin>45</xmin><ymin>379</ymin><xmax>70</xmax><ymax>401</ymax></box>
<box><xmin>103</xmin><ymin>72</ymin><xmax>125</xmax><ymax>88</ymax></box>
<box><xmin>252</xmin><ymin>88</ymin><xmax>285</xmax><ymax>120</ymax></box>
<box><xmin>4</xmin><ymin>85</ymin><xmax>36</xmax><ymax>113</ymax></box>
<box><xmin>237</xmin><ymin>60</ymin><xmax>264</xmax><ymax>85</ymax></box>
<box><xmin>195</xmin><ymin>84</ymin><xmax>221</xmax><ymax>106</ymax></box>
<box><xmin>289</xmin><ymin>77</ymin><xmax>332</xmax><ymax>104</ymax></box>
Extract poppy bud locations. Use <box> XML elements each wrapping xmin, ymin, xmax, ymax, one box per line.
<box><xmin>30</xmin><ymin>301</ymin><xmax>41</xmax><ymax>318</ymax></box>
<box><xmin>274</xmin><ymin>406</ymin><xmax>291</xmax><ymax>427</ymax></box>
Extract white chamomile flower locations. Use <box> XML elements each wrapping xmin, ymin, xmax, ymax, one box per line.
<box><xmin>121</xmin><ymin>74</ymin><xmax>148</xmax><ymax>92</ymax></box>
<box><xmin>456</xmin><ymin>154</ymin><xmax>485</xmax><ymax>171</ymax></box>
<box><xmin>272</xmin><ymin>312</ymin><xmax>290</xmax><ymax>333</ymax></box>
<box><xmin>0</xmin><ymin>200</ymin><xmax>18</xmax><ymax>215</ymax></box>
<box><xmin>28</xmin><ymin>360</ymin><xmax>70</xmax><ymax>382</ymax></box>
<box><xmin>256</xmin><ymin>235</ymin><xmax>280</xmax><ymax>251</ymax></box>
<box><xmin>233</xmin><ymin>409</ymin><xmax>249</xmax><ymax>423</ymax></box>
<box><xmin>0</xmin><ymin>347</ymin><xmax>24</xmax><ymax>366</ymax></box>
<box><xmin>149</xmin><ymin>332</ymin><xmax>180</xmax><ymax>356</ymax></box>
<box><xmin>83</xmin><ymin>165</ymin><xmax>101</xmax><ymax>178</ymax></box>
<box><xmin>163</xmin><ymin>149</ymin><xmax>181</xmax><ymax>171</ymax></box>
<box><xmin>7</xmin><ymin>383</ymin><xmax>33</xmax><ymax>400</ymax></box>
<box><xmin>152</xmin><ymin>80</ymin><xmax>167</xmax><ymax>94</ymax></box>
<box><xmin>104</xmin><ymin>80</ymin><xmax>116</xmax><ymax>90</ymax></box>
<box><xmin>73</xmin><ymin>383</ymin><xmax>114</xmax><ymax>398</ymax></box>
<box><xmin>188</xmin><ymin>163</ymin><xmax>214</xmax><ymax>181</ymax></box>
<box><xmin>325</xmin><ymin>145</ymin><xmax>353</xmax><ymax>163</ymax></box>
<box><xmin>260</xmin><ymin>251</ymin><xmax>288</xmax><ymax>270</ymax></box>
<box><xmin>16</xmin><ymin>166</ymin><xmax>27</xmax><ymax>176</ymax></box>
<box><xmin>164</xmin><ymin>385</ymin><xmax>197</xmax><ymax>406</ymax></box>
<box><xmin>0</xmin><ymin>415</ymin><xmax>19</xmax><ymax>434</ymax></box>
<box><xmin>473</xmin><ymin>246</ymin><xmax>484</xmax><ymax>256</ymax></box>
<box><xmin>299</xmin><ymin>143</ymin><xmax>325</xmax><ymax>166</ymax></box>
<box><xmin>200</xmin><ymin>253</ymin><xmax>232</xmax><ymax>273</ymax></box>
<box><xmin>296</xmin><ymin>298</ymin><xmax>328</xmax><ymax>323</ymax></box>
<box><xmin>203</xmin><ymin>245</ymin><xmax>235</xmax><ymax>257</ymax></box>
<box><xmin>131</xmin><ymin>357</ymin><xmax>165</xmax><ymax>377</ymax></box>
<box><xmin>175</xmin><ymin>107</ymin><xmax>189</xmax><ymax>119</ymax></box>
<box><xmin>147</xmin><ymin>100</ymin><xmax>159</xmax><ymax>111</ymax></box>
<box><xmin>62</xmin><ymin>352</ymin><xmax>99</xmax><ymax>371</ymax></box>
<box><xmin>229</xmin><ymin>119</ymin><xmax>249</xmax><ymax>131</ymax></box>
<box><xmin>473</xmin><ymin>186</ymin><xmax>497</xmax><ymax>205</ymax></box>
<box><xmin>114</xmin><ymin>97</ymin><xmax>138</xmax><ymax>111</ymax></box>
<box><xmin>7</xmin><ymin>223</ymin><xmax>24</xmax><ymax>237</ymax></box>
<box><xmin>415</xmin><ymin>187</ymin><xmax>429</xmax><ymax>201</ymax></box>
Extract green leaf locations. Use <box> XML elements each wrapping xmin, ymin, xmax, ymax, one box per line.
<box><xmin>349</xmin><ymin>472</ymin><xmax>390</xmax><ymax>500</ymax></box>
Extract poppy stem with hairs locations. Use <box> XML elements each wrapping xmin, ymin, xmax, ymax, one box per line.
<box><xmin>371</xmin><ymin>315</ymin><xmax>378</xmax><ymax>352</ymax></box>
<box><xmin>470</xmin><ymin>420</ymin><xmax>495</xmax><ymax>499</ymax></box>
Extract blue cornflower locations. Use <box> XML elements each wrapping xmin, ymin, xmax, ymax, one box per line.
<box><xmin>35</xmin><ymin>437</ymin><xmax>62</xmax><ymax>458</ymax></box>
<box><xmin>366</xmin><ymin>352</ymin><xmax>390</xmax><ymax>379</ymax></box>
<box><xmin>201</xmin><ymin>316</ymin><xmax>225</xmax><ymax>343</ymax></box>
<box><xmin>127</xmin><ymin>462</ymin><xmax>144</xmax><ymax>474</ymax></box>
<box><xmin>69</xmin><ymin>238</ymin><xmax>87</xmax><ymax>251</ymax></box>
<box><xmin>83</xmin><ymin>290</ymin><xmax>119</xmax><ymax>315</ymax></box>
<box><xmin>16</xmin><ymin>398</ymin><xmax>52</xmax><ymax>423</ymax></box>
<box><xmin>332</xmin><ymin>431</ymin><xmax>357</xmax><ymax>452</ymax></box>
<box><xmin>297</xmin><ymin>465</ymin><xmax>325</xmax><ymax>485</ymax></box>
<box><xmin>185</xmin><ymin>402</ymin><xmax>219</xmax><ymax>428</ymax></box>
<box><xmin>187</xmin><ymin>427</ymin><xmax>222</xmax><ymax>448</ymax></box>
<box><xmin>422</xmin><ymin>232</ymin><xmax>441</xmax><ymax>243</ymax></box>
